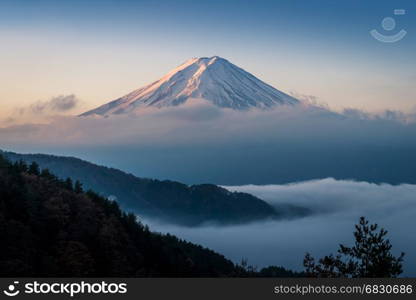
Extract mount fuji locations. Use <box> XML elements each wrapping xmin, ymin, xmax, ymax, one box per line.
<box><xmin>81</xmin><ymin>56</ymin><xmax>300</xmax><ymax>116</ymax></box>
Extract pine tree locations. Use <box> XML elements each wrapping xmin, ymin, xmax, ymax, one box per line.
<box><xmin>65</xmin><ymin>178</ymin><xmax>73</xmax><ymax>191</ymax></box>
<box><xmin>304</xmin><ymin>217</ymin><xmax>404</xmax><ymax>278</ymax></box>
<box><xmin>0</xmin><ymin>154</ymin><xmax>10</xmax><ymax>169</ymax></box>
<box><xmin>14</xmin><ymin>160</ymin><xmax>28</xmax><ymax>172</ymax></box>
<box><xmin>74</xmin><ymin>180</ymin><xmax>83</xmax><ymax>194</ymax></box>
<box><xmin>28</xmin><ymin>162</ymin><xmax>40</xmax><ymax>175</ymax></box>
<box><xmin>40</xmin><ymin>168</ymin><xmax>57</xmax><ymax>181</ymax></box>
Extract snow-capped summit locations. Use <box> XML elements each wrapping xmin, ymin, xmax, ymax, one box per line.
<box><xmin>81</xmin><ymin>56</ymin><xmax>299</xmax><ymax>116</ymax></box>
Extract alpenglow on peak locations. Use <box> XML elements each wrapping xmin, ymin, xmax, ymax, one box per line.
<box><xmin>81</xmin><ymin>56</ymin><xmax>299</xmax><ymax>116</ymax></box>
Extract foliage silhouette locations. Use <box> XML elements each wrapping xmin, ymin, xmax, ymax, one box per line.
<box><xmin>0</xmin><ymin>154</ymin><xmax>300</xmax><ymax>277</ymax></box>
<box><xmin>2</xmin><ymin>150</ymin><xmax>309</xmax><ymax>226</ymax></box>
<box><xmin>304</xmin><ymin>217</ymin><xmax>404</xmax><ymax>277</ymax></box>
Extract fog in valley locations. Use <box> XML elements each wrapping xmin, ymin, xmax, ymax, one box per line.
<box><xmin>2</xmin><ymin>102</ymin><xmax>416</xmax><ymax>275</ymax></box>
<box><xmin>144</xmin><ymin>178</ymin><xmax>416</xmax><ymax>276</ymax></box>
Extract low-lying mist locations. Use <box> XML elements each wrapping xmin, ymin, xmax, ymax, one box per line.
<box><xmin>2</xmin><ymin>102</ymin><xmax>415</xmax><ymax>275</ymax></box>
<box><xmin>1</xmin><ymin>102</ymin><xmax>416</xmax><ymax>185</ymax></box>
<box><xmin>143</xmin><ymin>178</ymin><xmax>416</xmax><ymax>276</ymax></box>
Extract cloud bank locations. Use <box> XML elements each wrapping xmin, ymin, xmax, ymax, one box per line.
<box><xmin>144</xmin><ymin>178</ymin><xmax>416</xmax><ymax>276</ymax></box>
<box><xmin>2</xmin><ymin>95</ymin><xmax>80</xmax><ymax>126</ymax></box>
<box><xmin>1</xmin><ymin>101</ymin><xmax>415</xmax><ymax>275</ymax></box>
<box><xmin>29</xmin><ymin>94</ymin><xmax>79</xmax><ymax>113</ymax></box>
<box><xmin>0</xmin><ymin>102</ymin><xmax>415</xmax><ymax>185</ymax></box>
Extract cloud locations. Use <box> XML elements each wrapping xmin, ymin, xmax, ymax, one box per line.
<box><xmin>289</xmin><ymin>91</ymin><xmax>323</xmax><ymax>107</ymax></box>
<box><xmin>0</xmin><ymin>102</ymin><xmax>415</xmax><ymax>185</ymax></box>
<box><xmin>224</xmin><ymin>178</ymin><xmax>416</xmax><ymax>218</ymax></box>
<box><xmin>1</xmin><ymin>102</ymin><xmax>415</xmax><ymax>275</ymax></box>
<box><xmin>29</xmin><ymin>95</ymin><xmax>79</xmax><ymax>114</ymax></box>
<box><xmin>1</xmin><ymin>95</ymin><xmax>80</xmax><ymax>127</ymax></box>
<box><xmin>144</xmin><ymin>179</ymin><xmax>416</xmax><ymax>276</ymax></box>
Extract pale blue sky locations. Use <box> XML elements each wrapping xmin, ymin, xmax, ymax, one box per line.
<box><xmin>0</xmin><ymin>0</ymin><xmax>415</xmax><ymax>118</ymax></box>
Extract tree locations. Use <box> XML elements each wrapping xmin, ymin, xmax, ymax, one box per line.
<box><xmin>41</xmin><ymin>168</ymin><xmax>57</xmax><ymax>181</ymax></box>
<box><xmin>28</xmin><ymin>162</ymin><xmax>40</xmax><ymax>175</ymax></box>
<box><xmin>74</xmin><ymin>180</ymin><xmax>83</xmax><ymax>194</ymax></box>
<box><xmin>304</xmin><ymin>217</ymin><xmax>404</xmax><ymax>278</ymax></box>
<box><xmin>0</xmin><ymin>154</ymin><xmax>10</xmax><ymax>168</ymax></box>
<box><xmin>14</xmin><ymin>160</ymin><xmax>28</xmax><ymax>172</ymax></box>
<box><xmin>64</xmin><ymin>178</ymin><xmax>73</xmax><ymax>191</ymax></box>
<box><xmin>1</xmin><ymin>154</ymin><xmax>305</xmax><ymax>277</ymax></box>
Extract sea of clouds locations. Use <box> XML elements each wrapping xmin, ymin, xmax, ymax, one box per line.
<box><xmin>1</xmin><ymin>101</ymin><xmax>416</xmax><ymax>275</ymax></box>
<box><xmin>1</xmin><ymin>101</ymin><xmax>416</xmax><ymax>185</ymax></box>
<box><xmin>144</xmin><ymin>178</ymin><xmax>416</xmax><ymax>276</ymax></box>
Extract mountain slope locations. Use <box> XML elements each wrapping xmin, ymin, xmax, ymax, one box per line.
<box><xmin>81</xmin><ymin>56</ymin><xmax>299</xmax><ymax>116</ymax></box>
<box><xmin>2</xmin><ymin>151</ymin><xmax>308</xmax><ymax>225</ymax></box>
<box><xmin>0</xmin><ymin>154</ymin><xmax>304</xmax><ymax>277</ymax></box>
<box><xmin>0</xmin><ymin>154</ymin><xmax>237</xmax><ymax>276</ymax></box>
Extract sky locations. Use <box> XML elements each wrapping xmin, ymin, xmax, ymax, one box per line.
<box><xmin>0</xmin><ymin>0</ymin><xmax>415</xmax><ymax>121</ymax></box>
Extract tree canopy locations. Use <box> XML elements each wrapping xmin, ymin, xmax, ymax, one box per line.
<box><xmin>304</xmin><ymin>217</ymin><xmax>404</xmax><ymax>278</ymax></box>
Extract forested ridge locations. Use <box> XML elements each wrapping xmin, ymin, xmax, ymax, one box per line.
<box><xmin>0</xmin><ymin>154</ymin><xmax>300</xmax><ymax>277</ymax></box>
<box><xmin>0</xmin><ymin>150</ymin><xmax>310</xmax><ymax>226</ymax></box>
<box><xmin>2</xmin><ymin>151</ymin><xmax>298</xmax><ymax>226</ymax></box>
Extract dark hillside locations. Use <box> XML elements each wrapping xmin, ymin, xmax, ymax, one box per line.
<box><xmin>2</xmin><ymin>151</ymin><xmax>308</xmax><ymax>226</ymax></box>
<box><xmin>0</xmin><ymin>154</ymin><xmax>304</xmax><ymax>277</ymax></box>
<box><xmin>0</xmin><ymin>155</ymin><xmax>238</xmax><ymax>276</ymax></box>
